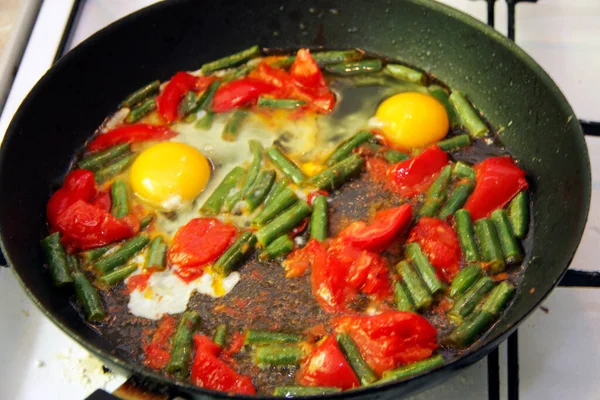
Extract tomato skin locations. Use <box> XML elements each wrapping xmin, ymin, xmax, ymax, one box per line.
<box><xmin>143</xmin><ymin>316</ymin><xmax>175</xmax><ymax>370</ymax></box>
<box><xmin>127</xmin><ymin>272</ymin><xmax>152</xmax><ymax>293</ymax></box>
<box><xmin>90</xmin><ymin>190</ymin><xmax>112</xmax><ymax>212</ymax></box>
<box><xmin>387</xmin><ymin>146</ymin><xmax>449</xmax><ymax>197</ymax></box>
<box><xmin>408</xmin><ymin>217</ymin><xmax>462</xmax><ymax>282</ymax></box>
<box><xmin>223</xmin><ymin>331</ymin><xmax>246</xmax><ymax>356</ymax></box>
<box><xmin>333</xmin><ymin>311</ymin><xmax>438</xmax><ymax>375</ymax></box>
<box><xmin>311</xmin><ymin>250</ymin><xmax>348</xmax><ymax>313</ymax></box>
<box><xmin>47</xmin><ymin>170</ymin><xmax>97</xmax><ymax>230</ymax></box>
<box><xmin>212</xmin><ymin>78</ymin><xmax>277</xmax><ymax>112</ymax></box>
<box><xmin>87</xmin><ymin>124</ymin><xmax>177</xmax><ymax>152</ymax></box>
<box><xmin>297</xmin><ymin>335</ymin><xmax>360</xmax><ymax>390</ymax></box>
<box><xmin>156</xmin><ymin>72</ymin><xmax>199</xmax><ymax>122</ymax></box>
<box><xmin>168</xmin><ymin>218</ymin><xmax>238</xmax><ymax>269</ymax></box>
<box><xmin>306</xmin><ymin>190</ymin><xmax>329</xmax><ymax>206</ymax></box>
<box><xmin>464</xmin><ymin>157</ymin><xmax>528</xmax><ymax>221</ymax></box>
<box><xmin>194</xmin><ymin>75</ymin><xmax>216</xmax><ymax>92</ymax></box>
<box><xmin>191</xmin><ymin>334</ymin><xmax>256</xmax><ymax>395</ymax></box>
<box><xmin>282</xmin><ymin>239</ymin><xmax>325</xmax><ymax>278</ymax></box>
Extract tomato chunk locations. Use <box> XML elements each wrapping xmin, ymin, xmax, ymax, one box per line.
<box><xmin>333</xmin><ymin>312</ymin><xmax>438</xmax><ymax>376</ymax></box>
<box><xmin>47</xmin><ymin>169</ymin><xmax>96</xmax><ymax>231</ymax></box>
<box><xmin>88</xmin><ymin>124</ymin><xmax>177</xmax><ymax>152</ymax></box>
<box><xmin>156</xmin><ymin>71</ymin><xmax>199</xmax><ymax>123</ymax></box>
<box><xmin>297</xmin><ymin>335</ymin><xmax>360</xmax><ymax>390</ymax></box>
<box><xmin>282</xmin><ymin>239</ymin><xmax>325</xmax><ymax>278</ymax></box>
<box><xmin>212</xmin><ymin>78</ymin><xmax>277</xmax><ymax>112</ymax></box>
<box><xmin>408</xmin><ymin>217</ymin><xmax>462</xmax><ymax>282</ymax></box>
<box><xmin>310</xmin><ymin>249</ymin><xmax>348</xmax><ymax>313</ymax></box>
<box><xmin>143</xmin><ymin>316</ymin><xmax>175</xmax><ymax>370</ymax></box>
<box><xmin>387</xmin><ymin>146</ymin><xmax>449</xmax><ymax>197</ymax></box>
<box><xmin>464</xmin><ymin>156</ymin><xmax>528</xmax><ymax>220</ymax></box>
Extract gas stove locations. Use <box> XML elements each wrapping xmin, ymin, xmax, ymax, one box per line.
<box><xmin>0</xmin><ymin>1</ymin><xmax>598</xmax><ymax>399</ymax></box>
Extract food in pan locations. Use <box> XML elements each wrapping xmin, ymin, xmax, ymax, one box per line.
<box><xmin>41</xmin><ymin>46</ymin><xmax>530</xmax><ymax>395</ymax></box>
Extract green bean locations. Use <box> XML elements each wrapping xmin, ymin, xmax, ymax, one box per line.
<box><xmin>437</xmin><ymin>134</ymin><xmax>471</xmax><ymax>152</ymax></box>
<box><xmin>94</xmin><ymin>153</ymin><xmax>136</xmax><ymax>184</ymax></box>
<box><xmin>380</xmin><ymin>354</ymin><xmax>445</xmax><ymax>382</ymax></box>
<box><xmin>438</xmin><ymin>180</ymin><xmax>475</xmax><ymax>220</ymax></box>
<box><xmin>449</xmin><ymin>91</ymin><xmax>489</xmax><ymax>138</ymax></box>
<box><xmin>214</xmin><ymin>324</ymin><xmax>227</xmax><ymax>347</ymax></box>
<box><xmin>455</xmin><ymin>209</ymin><xmax>481</xmax><ymax>263</ymax></box>
<box><xmin>312</xmin><ymin>49</ymin><xmax>363</xmax><ymax>65</ymax></box>
<box><xmin>325</xmin><ymin>59</ymin><xmax>382</xmax><ymax>75</ymax></box>
<box><xmin>73</xmin><ymin>271</ymin><xmax>105</xmax><ymax>322</ymax></box>
<box><xmin>397</xmin><ymin>261</ymin><xmax>432</xmax><ymax>310</ymax></box>
<box><xmin>257</xmin><ymin>97</ymin><xmax>305</xmax><ymax>109</ymax></box>
<box><xmin>40</xmin><ymin>232</ymin><xmax>73</xmax><ymax>286</ymax></box>
<box><xmin>405</xmin><ymin>243</ymin><xmax>444</xmax><ymax>294</ymax></box>
<box><xmin>145</xmin><ymin>236</ymin><xmax>167</xmax><ymax>270</ymax></box>
<box><xmin>336</xmin><ymin>333</ymin><xmax>377</xmax><ymax>385</ymax></box>
<box><xmin>80</xmin><ymin>245</ymin><xmax>113</xmax><ymax>266</ymax></box>
<box><xmin>258</xmin><ymin>235</ymin><xmax>295</xmax><ymax>261</ymax></box>
<box><xmin>222</xmin><ymin>110</ymin><xmax>250</xmax><ymax>142</ymax></box>
<box><xmin>309</xmin><ymin>153</ymin><xmax>364</xmax><ymax>191</ymax></box>
<box><xmin>194</xmin><ymin>110</ymin><xmax>214</xmax><ymax>130</ymax></box>
<box><xmin>450</xmin><ymin>264</ymin><xmax>483</xmax><ymax>298</ymax></box>
<box><xmin>453</xmin><ymin>161</ymin><xmax>476</xmax><ymax>181</ymax></box>
<box><xmin>447</xmin><ymin>311</ymin><xmax>495</xmax><ymax>347</ymax></box>
<box><xmin>254</xmin><ymin>344</ymin><xmax>304</xmax><ymax>366</ymax></box>
<box><xmin>449</xmin><ymin>276</ymin><xmax>494</xmax><ymax>322</ymax></box>
<box><xmin>98</xmin><ymin>264</ymin><xmax>137</xmax><ymax>286</ymax></box>
<box><xmin>140</xmin><ymin>214</ymin><xmax>155</xmax><ymax>230</ymax></box>
<box><xmin>264</xmin><ymin>177</ymin><xmax>291</xmax><ymax>206</ymax></box>
<box><xmin>385</xmin><ymin>64</ymin><xmax>427</xmax><ymax>85</ymax></box>
<box><xmin>213</xmin><ymin>232</ymin><xmax>257</xmax><ymax>276</ymax></box>
<box><xmin>482</xmin><ymin>281</ymin><xmax>516</xmax><ymax>315</ymax></box>
<box><xmin>167</xmin><ymin>311</ymin><xmax>201</xmax><ymax>378</ymax></box>
<box><xmin>110</xmin><ymin>179</ymin><xmax>129</xmax><ymax>218</ymax></box>
<box><xmin>246</xmin><ymin>170</ymin><xmax>276</xmax><ymax>211</ymax></box>
<box><xmin>94</xmin><ymin>235</ymin><xmax>150</xmax><ymax>274</ymax></box>
<box><xmin>201</xmin><ymin>45</ymin><xmax>261</xmax><ymax>74</ymax></box>
<box><xmin>310</xmin><ymin>195</ymin><xmax>328</xmax><ymax>241</ymax></box>
<box><xmin>126</xmin><ymin>97</ymin><xmax>156</xmax><ymax>123</ymax></box>
<box><xmin>121</xmin><ymin>80</ymin><xmax>160</xmax><ymax>108</ymax></box>
<box><xmin>428</xmin><ymin>85</ymin><xmax>460</xmax><ymax>129</ymax></box>
<box><xmin>201</xmin><ymin>166</ymin><xmax>245</xmax><ymax>215</ymax></box>
<box><xmin>256</xmin><ymin>201</ymin><xmax>311</xmax><ymax>247</ymax></box>
<box><xmin>224</xmin><ymin>141</ymin><xmax>262</xmax><ymax>211</ymax></box>
<box><xmin>325</xmin><ymin>131</ymin><xmax>374</xmax><ymax>166</ymax></box>
<box><xmin>509</xmin><ymin>191</ymin><xmax>529</xmax><ymax>239</ymax></box>
<box><xmin>266</xmin><ymin>146</ymin><xmax>306</xmax><ymax>185</ymax></box>
<box><xmin>178</xmin><ymin>91</ymin><xmax>197</xmax><ymax>117</ymax></box>
<box><xmin>273</xmin><ymin>386</ymin><xmax>341</xmax><ymax>397</ymax></box>
<box><xmin>191</xmin><ymin>80</ymin><xmax>221</xmax><ymax>114</ymax></box>
<box><xmin>66</xmin><ymin>254</ymin><xmax>79</xmax><ymax>273</ymax></box>
<box><xmin>419</xmin><ymin>165</ymin><xmax>452</xmax><ymax>217</ymax></box>
<box><xmin>475</xmin><ymin>218</ymin><xmax>505</xmax><ymax>274</ymax></box>
<box><xmin>251</xmin><ymin>187</ymin><xmax>298</xmax><ymax>226</ymax></box>
<box><xmin>394</xmin><ymin>281</ymin><xmax>415</xmax><ymax>312</ymax></box>
<box><xmin>384</xmin><ymin>149</ymin><xmax>409</xmax><ymax>163</ymax></box>
<box><xmin>491</xmin><ymin>210</ymin><xmax>523</xmax><ymax>265</ymax></box>
<box><xmin>245</xmin><ymin>329</ymin><xmax>301</xmax><ymax>345</ymax></box>
<box><xmin>78</xmin><ymin>144</ymin><xmax>130</xmax><ymax>171</ymax></box>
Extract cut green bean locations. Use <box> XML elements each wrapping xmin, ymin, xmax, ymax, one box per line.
<box><xmin>310</xmin><ymin>195</ymin><xmax>328</xmax><ymax>241</ymax></box>
<box><xmin>167</xmin><ymin>311</ymin><xmax>201</xmax><ymax>378</ymax></box>
<box><xmin>429</xmin><ymin>85</ymin><xmax>460</xmax><ymax>129</ymax></box>
<box><xmin>95</xmin><ymin>153</ymin><xmax>136</xmax><ymax>184</ymax></box>
<box><xmin>258</xmin><ymin>235</ymin><xmax>295</xmax><ymax>261</ymax></box>
<box><xmin>126</xmin><ymin>97</ymin><xmax>156</xmax><ymax>123</ymax></box>
<box><xmin>325</xmin><ymin>59</ymin><xmax>382</xmax><ymax>75</ymax></box>
<box><xmin>447</xmin><ymin>311</ymin><xmax>495</xmax><ymax>347</ymax></box>
<box><xmin>394</xmin><ymin>281</ymin><xmax>415</xmax><ymax>312</ymax></box>
<box><xmin>475</xmin><ymin>218</ymin><xmax>505</xmax><ymax>274</ymax></box>
<box><xmin>336</xmin><ymin>333</ymin><xmax>377</xmax><ymax>385</ymax></box>
<box><xmin>312</xmin><ymin>49</ymin><xmax>363</xmax><ymax>65</ymax></box>
<box><xmin>214</xmin><ymin>324</ymin><xmax>227</xmax><ymax>347</ymax></box>
<box><xmin>325</xmin><ymin>131</ymin><xmax>374</xmax><ymax>166</ymax></box>
<box><xmin>178</xmin><ymin>91</ymin><xmax>197</xmax><ymax>117</ymax></box>
<box><xmin>145</xmin><ymin>236</ymin><xmax>167</xmax><ymax>270</ymax></box>
<box><xmin>245</xmin><ymin>329</ymin><xmax>301</xmax><ymax>345</ymax></box>
<box><xmin>453</xmin><ymin>161</ymin><xmax>476</xmax><ymax>180</ymax></box>
<box><xmin>449</xmin><ymin>91</ymin><xmax>489</xmax><ymax>138</ymax></box>
<box><xmin>66</xmin><ymin>254</ymin><xmax>79</xmax><ymax>273</ymax></box>
<box><xmin>273</xmin><ymin>386</ymin><xmax>341</xmax><ymax>397</ymax></box>
<box><xmin>257</xmin><ymin>97</ymin><xmax>305</xmax><ymax>109</ymax></box>
<box><xmin>140</xmin><ymin>214</ymin><xmax>155</xmax><ymax>230</ymax></box>
<box><xmin>78</xmin><ymin>144</ymin><xmax>131</xmax><ymax>171</ymax></box>
<box><xmin>509</xmin><ymin>191</ymin><xmax>529</xmax><ymax>239</ymax></box>
<box><xmin>455</xmin><ymin>209</ymin><xmax>481</xmax><ymax>263</ymax></box>
<box><xmin>251</xmin><ymin>187</ymin><xmax>298</xmax><ymax>226</ymax></box>
<box><xmin>450</xmin><ymin>264</ymin><xmax>483</xmax><ymax>298</ymax></box>
<box><xmin>449</xmin><ymin>276</ymin><xmax>494</xmax><ymax>321</ymax></box>
<box><xmin>121</xmin><ymin>80</ymin><xmax>160</xmax><ymax>108</ymax></box>
<box><xmin>397</xmin><ymin>261</ymin><xmax>432</xmax><ymax>310</ymax></box>
<box><xmin>222</xmin><ymin>110</ymin><xmax>250</xmax><ymax>142</ymax></box>
<box><xmin>110</xmin><ymin>179</ymin><xmax>129</xmax><ymax>218</ymax></box>
<box><xmin>438</xmin><ymin>180</ymin><xmax>475</xmax><ymax>220</ymax></box>
<box><xmin>309</xmin><ymin>153</ymin><xmax>364</xmax><ymax>191</ymax></box>
<box><xmin>98</xmin><ymin>264</ymin><xmax>137</xmax><ymax>286</ymax></box>
<box><xmin>385</xmin><ymin>64</ymin><xmax>427</xmax><ymax>85</ymax></box>
<box><xmin>246</xmin><ymin>170</ymin><xmax>276</xmax><ymax>211</ymax></box>
<box><xmin>437</xmin><ymin>134</ymin><xmax>471</xmax><ymax>152</ymax></box>
<box><xmin>256</xmin><ymin>201</ymin><xmax>311</xmax><ymax>247</ymax></box>
<box><xmin>40</xmin><ymin>232</ymin><xmax>73</xmax><ymax>286</ymax></box>
<box><xmin>224</xmin><ymin>141</ymin><xmax>262</xmax><ymax>211</ymax></box>
<box><xmin>213</xmin><ymin>232</ymin><xmax>257</xmax><ymax>276</ymax></box>
<box><xmin>264</xmin><ymin>177</ymin><xmax>291</xmax><ymax>206</ymax></box>
<box><xmin>94</xmin><ymin>235</ymin><xmax>150</xmax><ymax>274</ymax></box>
<box><xmin>381</xmin><ymin>354</ymin><xmax>445</xmax><ymax>382</ymax></box>
<box><xmin>406</xmin><ymin>243</ymin><xmax>444</xmax><ymax>294</ymax></box>
<box><xmin>191</xmin><ymin>80</ymin><xmax>221</xmax><ymax>114</ymax></box>
<box><xmin>73</xmin><ymin>271</ymin><xmax>105</xmax><ymax>322</ymax></box>
<box><xmin>384</xmin><ymin>149</ymin><xmax>409</xmax><ymax>163</ymax></box>
<box><xmin>266</xmin><ymin>146</ymin><xmax>306</xmax><ymax>185</ymax></box>
<box><xmin>254</xmin><ymin>344</ymin><xmax>303</xmax><ymax>366</ymax></box>
<box><xmin>201</xmin><ymin>45</ymin><xmax>261</xmax><ymax>74</ymax></box>
<box><xmin>419</xmin><ymin>165</ymin><xmax>452</xmax><ymax>217</ymax></box>
<box><xmin>194</xmin><ymin>110</ymin><xmax>214</xmax><ymax>130</ymax></box>
<box><xmin>201</xmin><ymin>166</ymin><xmax>245</xmax><ymax>215</ymax></box>
<box><xmin>491</xmin><ymin>209</ymin><xmax>523</xmax><ymax>265</ymax></box>
<box><xmin>482</xmin><ymin>281</ymin><xmax>516</xmax><ymax>315</ymax></box>
<box><xmin>80</xmin><ymin>245</ymin><xmax>113</xmax><ymax>265</ymax></box>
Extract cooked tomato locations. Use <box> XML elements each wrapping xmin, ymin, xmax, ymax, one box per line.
<box><xmin>212</xmin><ymin>78</ymin><xmax>277</xmax><ymax>112</ymax></box>
<box><xmin>156</xmin><ymin>72</ymin><xmax>199</xmax><ymax>123</ymax></box>
<box><xmin>87</xmin><ymin>124</ymin><xmax>177</xmax><ymax>152</ymax></box>
<box><xmin>126</xmin><ymin>272</ymin><xmax>152</xmax><ymax>294</ymax></box>
<box><xmin>387</xmin><ymin>145</ymin><xmax>448</xmax><ymax>197</ymax></box>
<box><xmin>143</xmin><ymin>316</ymin><xmax>175</xmax><ymax>370</ymax></box>
<box><xmin>310</xmin><ymin>249</ymin><xmax>348</xmax><ymax>313</ymax></box>
<box><xmin>90</xmin><ymin>190</ymin><xmax>112</xmax><ymax>213</ymax></box>
<box><xmin>47</xmin><ymin>169</ymin><xmax>96</xmax><ymax>231</ymax></box>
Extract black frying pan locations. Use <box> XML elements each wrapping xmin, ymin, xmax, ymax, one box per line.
<box><xmin>0</xmin><ymin>0</ymin><xmax>590</xmax><ymax>398</ymax></box>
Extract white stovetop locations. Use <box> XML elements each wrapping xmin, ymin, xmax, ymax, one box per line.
<box><xmin>0</xmin><ymin>1</ymin><xmax>599</xmax><ymax>399</ymax></box>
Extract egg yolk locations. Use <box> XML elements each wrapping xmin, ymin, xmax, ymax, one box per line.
<box><xmin>375</xmin><ymin>92</ymin><xmax>449</xmax><ymax>150</ymax></box>
<box><xmin>129</xmin><ymin>142</ymin><xmax>210</xmax><ymax>210</ymax></box>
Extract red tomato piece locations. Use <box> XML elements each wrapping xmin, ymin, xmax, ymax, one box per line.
<box><xmin>90</xmin><ymin>190</ymin><xmax>112</xmax><ymax>213</ymax></box>
<box><xmin>297</xmin><ymin>335</ymin><xmax>360</xmax><ymax>390</ymax></box>
<box><xmin>464</xmin><ymin>156</ymin><xmax>528</xmax><ymax>221</ymax></box>
<box><xmin>310</xmin><ymin>249</ymin><xmax>348</xmax><ymax>313</ymax></box>
<box><xmin>223</xmin><ymin>331</ymin><xmax>246</xmax><ymax>356</ymax></box>
<box><xmin>306</xmin><ymin>190</ymin><xmax>329</xmax><ymax>206</ymax></box>
<box><xmin>333</xmin><ymin>311</ymin><xmax>438</xmax><ymax>375</ymax></box>
<box><xmin>408</xmin><ymin>217</ymin><xmax>462</xmax><ymax>282</ymax></box>
<box><xmin>212</xmin><ymin>78</ymin><xmax>278</xmax><ymax>112</ymax></box>
<box><xmin>194</xmin><ymin>75</ymin><xmax>216</xmax><ymax>92</ymax></box>
<box><xmin>290</xmin><ymin>48</ymin><xmax>327</xmax><ymax>89</ymax></box>
<box><xmin>126</xmin><ymin>272</ymin><xmax>152</xmax><ymax>294</ymax></box>
<box><xmin>156</xmin><ymin>71</ymin><xmax>199</xmax><ymax>123</ymax></box>
<box><xmin>173</xmin><ymin>267</ymin><xmax>205</xmax><ymax>283</ymax></box>
<box><xmin>282</xmin><ymin>239</ymin><xmax>325</xmax><ymax>278</ymax></box>
<box><xmin>87</xmin><ymin>124</ymin><xmax>178</xmax><ymax>152</ymax></box>
<box><xmin>143</xmin><ymin>316</ymin><xmax>175</xmax><ymax>370</ymax></box>
<box><xmin>387</xmin><ymin>146</ymin><xmax>449</xmax><ymax>197</ymax></box>
<box><xmin>168</xmin><ymin>218</ymin><xmax>237</xmax><ymax>269</ymax></box>
<box><xmin>47</xmin><ymin>170</ymin><xmax>97</xmax><ymax>230</ymax></box>
<box><xmin>191</xmin><ymin>334</ymin><xmax>256</xmax><ymax>395</ymax></box>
